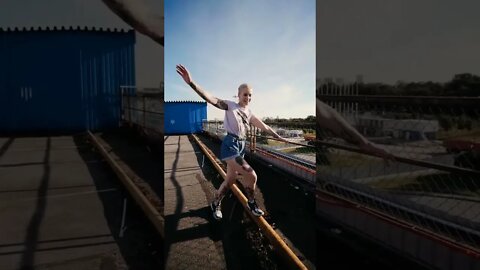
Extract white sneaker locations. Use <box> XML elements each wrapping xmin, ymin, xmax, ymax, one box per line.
<box><xmin>210</xmin><ymin>201</ymin><xmax>223</xmax><ymax>220</ymax></box>
<box><xmin>247</xmin><ymin>200</ymin><xmax>264</xmax><ymax>217</ymax></box>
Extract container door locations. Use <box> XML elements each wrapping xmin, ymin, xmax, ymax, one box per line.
<box><xmin>9</xmin><ymin>35</ymin><xmax>38</xmax><ymax>131</ymax></box>
<box><xmin>9</xmin><ymin>33</ymin><xmax>80</xmax><ymax>132</ymax></box>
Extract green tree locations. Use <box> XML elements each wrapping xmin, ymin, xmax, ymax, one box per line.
<box><xmin>445</xmin><ymin>73</ymin><xmax>480</xmax><ymax>97</ymax></box>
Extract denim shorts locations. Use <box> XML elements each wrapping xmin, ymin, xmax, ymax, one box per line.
<box><xmin>220</xmin><ymin>133</ymin><xmax>246</xmax><ymax>161</ymax></box>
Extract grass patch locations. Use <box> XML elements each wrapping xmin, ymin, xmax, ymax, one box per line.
<box><xmin>281</xmin><ymin>147</ymin><xmax>316</xmax><ymax>154</ymax></box>
<box><xmin>437</xmin><ymin>128</ymin><xmax>480</xmax><ymax>141</ymax></box>
<box><xmin>265</xmin><ymin>139</ymin><xmax>288</xmax><ymax>146</ymax></box>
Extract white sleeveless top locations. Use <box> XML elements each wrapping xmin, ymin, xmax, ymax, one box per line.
<box><xmin>223</xmin><ymin>100</ymin><xmax>253</xmax><ymax>138</ymax></box>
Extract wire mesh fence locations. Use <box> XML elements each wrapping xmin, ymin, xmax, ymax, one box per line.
<box><xmin>121</xmin><ymin>86</ymin><xmax>163</xmax><ymax>135</ymax></box>
<box><xmin>316</xmin><ymin>86</ymin><xmax>480</xmax><ymax>251</ymax></box>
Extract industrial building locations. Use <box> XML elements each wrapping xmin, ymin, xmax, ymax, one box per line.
<box><xmin>0</xmin><ymin>26</ymin><xmax>135</xmax><ymax>133</ymax></box>
<box><xmin>356</xmin><ymin>114</ymin><xmax>439</xmax><ymax>140</ymax></box>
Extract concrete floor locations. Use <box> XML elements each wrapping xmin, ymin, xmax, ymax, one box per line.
<box><xmin>0</xmin><ymin>135</ymin><xmax>157</xmax><ymax>270</ymax></box>
<box><xmin>164</xmin><ymin>135</ymin><xmax>227</xmax><ymax>270</ymax></box>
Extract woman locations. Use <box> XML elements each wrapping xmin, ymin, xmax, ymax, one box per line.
<box><xmin>176</xmin><ymin>64</ymin><xmax>288</xmax><ymax>220</ymax></box>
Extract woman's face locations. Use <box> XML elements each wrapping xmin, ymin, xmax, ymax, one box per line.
<box><xmin>238</xmin><ymin>87</ymin><xmax>253</xmax><ymax>106</ymax></box>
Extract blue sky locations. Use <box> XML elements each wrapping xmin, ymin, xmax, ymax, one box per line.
<box><xmin>165</xmin><ymin>0</ymin><xmax>315</xmax><ymax>120</ymax></box>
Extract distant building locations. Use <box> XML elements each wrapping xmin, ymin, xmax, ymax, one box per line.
<box><xmin>356</xmin><ymin>114</ymin><xmax>439</xmax><ymax>140</ymax></box>
<box><xmin>164</xmin><ymin>101</ymin><xmax>207</xmax><ymax>134</ymax></box>
<box><xmin>286</xmin><ymin>129</ymin><xmax>304</xmax><ymax>138</ymax></box>
<box><xmin>275</xmin><ymin>128</ymin><xmax>304</xmax><ymax>138</ymax></box>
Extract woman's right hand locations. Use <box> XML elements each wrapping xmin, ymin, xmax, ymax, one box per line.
<box><xmin>176</xmin><ymin>64</ymin><xmax>192</xmax><ymax>84</ymax></box>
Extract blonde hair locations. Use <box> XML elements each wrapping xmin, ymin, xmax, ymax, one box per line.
<box><xmin>237</xmin><ymin>83</ymin><xmax>252</xmax><ymax>96</ymax></box>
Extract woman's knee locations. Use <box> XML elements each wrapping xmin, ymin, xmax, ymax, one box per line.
<box><xmin>246</xmin><ymin>170</ymin><xmax>257</xmax><ymax>183</ymax></box>
<box><xmin>225</xmin><ymin>173</ymin><xmax>237</xmax><ymax>185</ymax></box>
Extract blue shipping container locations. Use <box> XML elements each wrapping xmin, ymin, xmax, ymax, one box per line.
<box><xmin>0</xmin><ymin>27</ymin><xmax>135</xmax><ymax>133</ymax></box>
<box><xmin>164</xmin><ymin>101</ymin><xmax>207</xmax><ymax>134</ymax></box>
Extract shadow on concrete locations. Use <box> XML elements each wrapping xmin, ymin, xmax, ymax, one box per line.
<box><xmin>18</xmin><ymin>137</ymin><xmax>50</xmax><ymax>270</ymax></box>
<box><xmin>0</xmin><ymin>234</ymin><xmax>113</xmax><ymax>249</ymax></box>
<box><xmin>73</xmin><ymin>134</ymin><xmax>163</xmax><ymax>269</ymax></box>
<box><xmin>166</xmin><ymin>136</ymin><xmax>241</xmax><ymax>269</ymax></box>
<box><xmin>164</xmin><ymin>136</ymin><xmax>183</xmax><ymax>261</ymax></box>
<box><xmin>188</xmin><ymin>135</ymin><xmax>278</xmax><ymax>270</ymax></box>
<box><xmin>165</xmin><ymin>207</ymin><xmax>222</xmax><ymax>244</ymax></box>
<box><xmin>0</xmin><ymin>137</ymin><xmax>14</xmax><ymax>159</ymax></box>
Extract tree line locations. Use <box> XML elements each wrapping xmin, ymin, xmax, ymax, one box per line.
<box><xmin>321</xmin><ymin>73</ymin><xmax>480</xmax><ymax>97</ymax></box>
<box><xmin>361</xmin><ymin>73</ymin><xmax>480</xmax><ymax>96</ymax></box>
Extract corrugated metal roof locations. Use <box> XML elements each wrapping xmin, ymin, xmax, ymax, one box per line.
<box><xmin>0</xmin><ymin>0</ymin><xmax>132</xmax><ymax>31</ymax></box>
<box><xmin>165</xmin><ymin>101</ymin><xmax>207</xmax><ymax>104</ymax></box>
<box><xmin>0</xmin><ymin>26</ymin><xmax>131</xmax><ymax>32</ymax></box>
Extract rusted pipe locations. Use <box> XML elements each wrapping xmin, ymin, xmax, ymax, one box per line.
<box><xmin>191</xmin><ymin>134</ymin><xmax>308</xmax><ymax>270</ymax></box>
<box><xmin>87</xmin><ymin>131</ymin><xmax>164</xmax><ymax>238</ymax></box>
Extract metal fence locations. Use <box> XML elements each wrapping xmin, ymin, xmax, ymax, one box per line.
<box><xmin>202</xmin><ymin>119</ymin><xmax>316</xmax><ymax>190</ymax></box>
<box><xmin>121</xmin><ymin>86</ymin><xmax>163</xmax><ymax>134</ymax></box>
<box><xmin>316</xmin><ymin>92</ymin><xmax>480</xmax><ymax>252</ymax></box>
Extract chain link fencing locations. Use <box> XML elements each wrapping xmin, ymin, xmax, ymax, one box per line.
<box><xmin>121</xmin><ymin>86</ymin><xmax>163</xmax><ymax>135</ymax></box>
<box><xmin>316</xmin><ymin>84</ymin><xmax>480</xmax><ymax>251</ymax></box>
